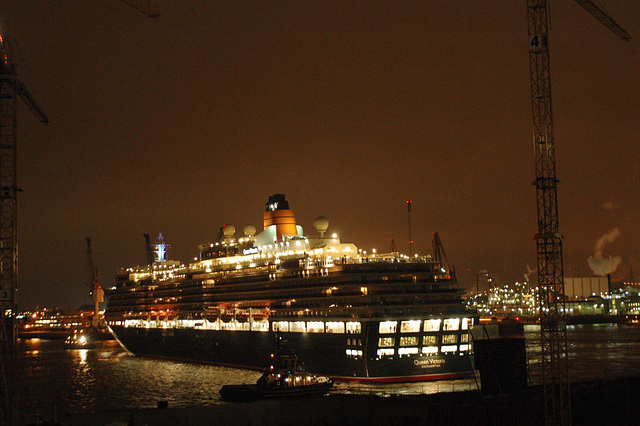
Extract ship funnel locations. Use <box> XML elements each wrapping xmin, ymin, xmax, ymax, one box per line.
<box><xmin>263</xmin><ymin>194</ymin><xmax>297</xmax><ymax>240</ymax></box>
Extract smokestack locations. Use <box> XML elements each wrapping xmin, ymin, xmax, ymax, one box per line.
<box><xmin>263</xmin><ymin>194</ymin><xmax>297</xmax><ymax>241</ymax></box>
<box><xmin>607</xmin><ymin>274</ymin><xmax>612</xmax><ymax>294</ymax></box>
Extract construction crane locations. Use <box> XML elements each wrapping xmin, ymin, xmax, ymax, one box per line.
<box><xmin>432</xmin><ymin>232</ymin><xmax>454</xmax><ymax>279</ymax></box>
<box><xmin>525</xmin><ymin>1</ymin><xmax>629</xmax><ymax>424</ymax></box>
<box><xmin>0</xmin><ymin>24</ymin><xmax>48</xmax><ymax>425</ymax></box>
<box><xmin>1</xmin><ymin>4</ymin><xmax>153</xmax><ymax>422</ymax></box>
<box><xmin>85</xmin><ymin>238</ymin><xmax>105</xmax><ymax>328</ymax></box>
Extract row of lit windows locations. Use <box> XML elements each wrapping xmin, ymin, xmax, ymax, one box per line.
<box><xmin>272</xmin><ymin>321</ymin><xmax>361</xmax><ymax>334</ymax></box>
<box><xmin>117</xmin><ymin>318</ymin><xmax>473</xmax><ymax>337</ymax></box>
<box><xmin>376</xmin><ymin>344</ymin><xmax>470</xmax><ymax>359</ymax></box>
<box><xmin>118</xmin><ymin>318</ymin><xmax>362</xmax><ymax>334</ymax></box>
<box><xmin>379</xmin><ymin>334</ymin><xmax>469</xmax><ymax>348</ymax></box>
<box><xmin>379</xmin><ymin>318</ymin><xmax>472</xmax><ymax>334</ymax></box>
<box><xmin>346</xmin><ymin>349</ymin><xmax>363</xmax><ymax>358</ymax></box>
<box><xmin>32</xmin><ymin>321</ymin><xmax>82</xmax><ymax>327</ymax></box>
<box><xmin>35</xmin><ymin>319</ymin><xmax>83</xmax><ymax>325</ymax></box>
<box><xmin>119</xmin><ymin>318</ymin><xmax>271</xmax><ymax>332</ymax></box>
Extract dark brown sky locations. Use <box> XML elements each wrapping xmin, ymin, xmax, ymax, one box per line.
<box><xmin>2</xmin><ymin>1</ymin><xmax>639</xmax><ymax>310</ymax></box>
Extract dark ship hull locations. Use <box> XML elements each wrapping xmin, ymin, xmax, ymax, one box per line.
<box><xmin>110</xmin><ymin>316</ymin><xmax>473</xmax><ymax>382</ymax></box>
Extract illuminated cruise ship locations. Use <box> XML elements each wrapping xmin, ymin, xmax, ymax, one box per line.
<box><xmin>105</xmin><ymin>194</ymin><xmax>475</xmax><ymax>382</ymax></box>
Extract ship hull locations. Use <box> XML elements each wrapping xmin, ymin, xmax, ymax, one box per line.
<box><xmin>109</xmin><ymin>323</ymin><xmax>474</xmax><ymax>382</ymax></box>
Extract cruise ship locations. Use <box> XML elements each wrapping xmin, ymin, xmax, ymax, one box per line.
<box><xmin>105</xmin><ymin>194</ymin><xmax>476</xmax><ymax>382</ymax></box>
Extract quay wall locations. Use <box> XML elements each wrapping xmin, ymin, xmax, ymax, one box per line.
<box><xmin>61</xmin><ymin>376</ymin><xmax>638</xmax><ymax>426</ymax></box>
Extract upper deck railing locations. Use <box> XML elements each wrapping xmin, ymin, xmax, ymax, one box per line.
<box><xmin>118</xmin><ymin>250</ymin><xmax>444</xmax><ymax>284</ymax></box>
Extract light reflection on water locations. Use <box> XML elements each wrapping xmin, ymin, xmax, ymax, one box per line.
<box><xmin>524</xmin><ymin>323</ymin><xmax>640</xmax><ymax>384</ymax></box>
<box><xmin>17</xmin><ymin>339</ymin><xmax>261</xmax><ymax>419</ymax></box>
<box><xmin>333</xmin><ymin>377</ymin><xmax>479</xmax><ymax>396</ymax></box>
<box><xmin>16</xmin><ymin>323</ymin><xmax>640</xmax><ymax>419</ymax></box>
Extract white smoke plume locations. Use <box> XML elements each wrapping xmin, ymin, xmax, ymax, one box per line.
<box><xmin>524</xmin><ymin>264</ymin><xmax>537</xmax><ymax>283</ymax></box>
<box><xmin>587</xmin><ymin>228</ymin><xmax>622</xmax><ymax>276</ymax></box>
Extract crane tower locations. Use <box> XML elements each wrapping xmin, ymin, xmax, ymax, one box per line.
<box><xmin>0</xmin><ymin>25</ymin><xmax>48</xmax><ymax>425</ymax></box>
<box><xmin>525</xmin><ymin>1</ymin><xmax>629</xmax><ymax>424</ymax></box>
<box><xmin>86</xmin><ymin>238</ymin><xmax>105</xmax><ymax>327</ymax></box>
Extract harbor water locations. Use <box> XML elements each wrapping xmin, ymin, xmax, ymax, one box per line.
<box><xmin>15</xmin><ymin>323</ymin><xmax>640</xmax><ymax>421</ymax></box>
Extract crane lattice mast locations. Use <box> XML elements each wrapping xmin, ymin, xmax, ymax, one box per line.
<box><xmin>85</xmin><ymin>238</ymin><xmax>104</xmax><ymax>327</ymax></box>
<box><xmin>0</xmin><ymin>25</ymin><xmax>48</xmax><ymax>425</ymax></box>
<box><xmin>527</xmin><ymin>2</ymin><xmax>571</xmax><ymax>423</ymax></box>
<box><xmin>526</xmin><ymin>1</ymin><xmax>630</xmax><ymax>425</ymax></box>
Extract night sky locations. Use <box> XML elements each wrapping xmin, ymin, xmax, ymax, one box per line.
<box><xmin>2</xmin><ymin>1</ymin><xmax>639</xmax><ymax>310</ymax></box>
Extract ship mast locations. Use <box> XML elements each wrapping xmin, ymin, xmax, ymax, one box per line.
<box><xmin>406</xmin><ymin>200</ymin><xmax>413</xmax><ymax>257</ymax></box>
<box><xmin>144</xmin><ymin>233</ymin><xmax>154</xmax><ymax>266</ymax></box>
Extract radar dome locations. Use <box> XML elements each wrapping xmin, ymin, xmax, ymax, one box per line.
<box><xmin>222</xmin><ymin>224</ymin><xmax>236</xmax><ymax>237</ymax></box>
<box><xmin>314</xmin><ymin>216</ymin><xmax>329</xmax><ymax>237</ymax></box>
<box><xmin>244</xmin><ymin>224</ymin><xmax>256</xmax><ymax>237</ymax></box>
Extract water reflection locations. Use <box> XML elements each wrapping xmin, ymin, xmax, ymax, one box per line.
<box><xmin>334</xmin><ymin>377</ymin><xmax>479</xmax><ymax>396</ymax></box>
<box><xmin>17</xmin><ymin>338</ymin><xmax>263</xmax><ymax>419</ymax></box>
<box><xmin>74</xmin><ymin>348</ymin><xmax>88</xmax><ymax>365</ymax></box>
<box><xmin>524</xmin><ymin>323</ymin><xmax>640</xmax><ymax>384</ymax></box>
<box><xmin>16</xmin><ymin>323</ymin><xmax>640</xmax><ymax>420</ymax></box>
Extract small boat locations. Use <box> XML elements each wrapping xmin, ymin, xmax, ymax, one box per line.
<box><xmin>64</xmin><ymin>330</ymin><xmax>95</xmax><ymax>349</ymax></box>
<box><xmin>220</xmin><ymin>340</ymin><xmax>333</xmax><ymax>401</ymax></box>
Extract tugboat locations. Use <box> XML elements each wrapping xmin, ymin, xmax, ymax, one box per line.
<box><xmin>220</xmin><ymin>337</ymin><xmax>333</xmax><ymax>401</ymax></box>
<box><xmin>64</xmin><ymin>329</ymin><xmax>95</xmax><ymax>349</ymax></box>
